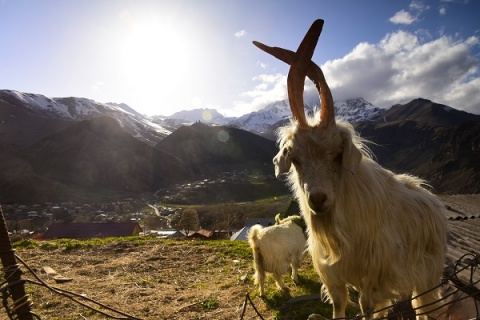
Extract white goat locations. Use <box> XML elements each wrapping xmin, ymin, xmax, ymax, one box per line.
<box><xmin>248</xmin><ymin>214</ymin><xmax>307</xmax><ymax>296</ymax></box>
<box><xmin>254</xmin><ymin>19</ymin><xmax>448</xmax><ymax>319</ymax></box>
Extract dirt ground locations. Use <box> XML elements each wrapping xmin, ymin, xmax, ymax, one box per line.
<box><xmin>7</xmin><ymin>239</ymin><xmax>322</xmax><ymax>320</ymax></box>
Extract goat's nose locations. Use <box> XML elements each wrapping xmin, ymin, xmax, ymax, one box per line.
<box><xmin>308</xmin><ymin>192</ymin><xmax>327</xmax><ymax>213</ymax></box>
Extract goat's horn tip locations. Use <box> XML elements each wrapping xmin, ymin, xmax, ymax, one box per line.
<box><xmin>309</xmin><ymin>19</ymin><xmax>325</xmax><ymax>39</ymax></box>
<box><xmin>253</xmin><ymin>41</ymin><xmax>268</xmax><ymax>50</ymax></box>
<box><xmin>313</xmin><ymin>19</ymin><xmax>325</xmax><ymax>27</ymax></box>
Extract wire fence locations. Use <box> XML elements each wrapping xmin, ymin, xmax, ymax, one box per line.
<box><xmin>1</xmin><ymin>248</ymin><xmax>479</xmax><ymax>320</ymax></box>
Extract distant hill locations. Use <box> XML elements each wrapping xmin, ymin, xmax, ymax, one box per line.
<box><xmin>154</xmin><ymin>122</ymin><xmax>289</xmax><ymax>203</ymax></box>
<box><xmin>0</xmin><ymin>116</ymin><xmax>191</xmax><ymax>203</ymax></box>
<box><xmin>0</xmin><ymin>97</ymin><xmax>70</xmax><ymax>152</ymax></box>
<box><xmin>355</xmin><ymin>98</ymin><xmax>480</xmax><ymax>194</ymax></box>
<box><xmin>156</xmin><ymin>122</ymin><xmax>277</xmax><ymax>177</ymax></box>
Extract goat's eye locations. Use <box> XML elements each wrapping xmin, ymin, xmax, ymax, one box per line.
<box><xmin>333</xmin><ymin>151</ymin><xmax>343</xmax><ymax>164</ymax></box>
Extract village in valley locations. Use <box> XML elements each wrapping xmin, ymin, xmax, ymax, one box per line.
<box><xmin>2</xmin><ymin>170</ymin><xmax>288</xmax><ymax>242</ymax></box>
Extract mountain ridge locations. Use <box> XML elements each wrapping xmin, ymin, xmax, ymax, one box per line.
<box><xmin>355</xmin><ymin>98</ymin><xmax>480</xmax><ymax>194</ymax></box>
<box><xmin>1</xmin><ymin>89</ymin><xmax>479</xmax><ymax>202</ymax></box>
<box><xmin>0</xmin><ymin>90</ymin><xmax>171</xmax><ymax>146</ymax></box>
<box><xmin>0</xmin><ymin>90</ymin><xmax>384</xmax><ymax>142</ymax></box>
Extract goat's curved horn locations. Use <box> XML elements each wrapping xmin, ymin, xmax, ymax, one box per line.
<box><xmin>311</xmin><ymin>62</ymin><xmax>335</xmax><ymax>127</ymax></box>
<box><xmin>252</xmin><ymin>19</ymin><xmax>335</xmax><ymax>127</ymax></box>
<box><xmin>287</xmin><ymin>19</ymin><xmax>324</xmax><ymax>126</ymax></box>
<box><xmin>252</xmin><ymin>41</ymin><xmax>307</xmax><ymax>125</ymax></box>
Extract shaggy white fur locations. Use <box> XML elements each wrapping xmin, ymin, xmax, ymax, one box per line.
<box><xmin>247</xmin><ymin>215</ymin><xmax>307</xmax><ymax>296</ymax></box>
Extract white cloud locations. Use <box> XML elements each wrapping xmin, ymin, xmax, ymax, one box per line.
<box><xmin>439</xmin><ymin>6</ymin><xmax>447</xmax><ymax>15</ymax></box>
<box><xmin>390</xmin><ymin>1</ymin><xmax>431</xmax><ymax>25</ymax></box>
<box><xmin>234</xmin><ymin>29</ymin><xmax>247</xmax><ymax>38</ymax></box>
<box><xmin>256</xmin><ymin>61</ymin><xmax>267</xmax><ymax>69</ymax></box>
<box><xmin>321</xmin><ymin>31</ymin><xmax>480</xmax><ymax>114</ymax></box>
<box><xmin>242</xmin><ymin>31</ymin><xmax>480</xmax><ymax>115</ymax></box>
<box><xmin>389</xmin><ymin>9</ymin><xmax>417</xmax><ymax>25</ymax></box>
<box><xmin>232</xmin><ymin>73</ymin><xmax>287</xmax><ymax>114</ymax></box>
<box><xmin>409</xmin><ymin>0</ymin><xmax>430</xmax><ymax>12</ymax></box>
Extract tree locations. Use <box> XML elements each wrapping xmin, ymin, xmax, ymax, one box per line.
<box><xmin>215</xmin><ymin>202</ymin><xmax>238</xmax><ymax>234</ymax></box>
<box><xmin>144</xmin><ymin>215</ymin><xmax>168</xmax><ymax>230</ymax></box>
<box><xmin>177</xmin><ymin>208</ymin><xmax>200</xmax><ymax>236</ymax></box>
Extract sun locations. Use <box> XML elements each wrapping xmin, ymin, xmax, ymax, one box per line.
<box><xmin>114</xmin><ymin>10</ymin><xmax>210</xmax><ymax>115</ymax></box>
<box><xmin>120</xmin><ymin>18</ymin><xmax>191</xmax><ymax>94</ymax></box>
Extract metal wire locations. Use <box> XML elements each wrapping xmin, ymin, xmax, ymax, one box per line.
<box><xmin>239</xmin><ymin>293</ymin><xmax>265</xmax><ymax>320</ymax></box>
<box><xmin>246</xmin><ymin>253</ymin><xmax>480</xmax><ymax>320</ymax></box>
<box><xmin>1</xmin><ymin>277</ymin><xmax>40</xmax><ymax>320</ymax></box>
<box><xmin>12</xmin><ymin>254</ymin><xmax>143</xmax><ymax>320</ymax></box>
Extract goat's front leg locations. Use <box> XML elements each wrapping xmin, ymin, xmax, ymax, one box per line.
<box><xmin>324</xmin><ymin>283</ymin><xmax>348</xmax><ymax>318</ymax></box>
<box><xmin>359</xmin><ymin>292</ymin><xmax>391</xmax><ymax>320</ymax></box>
<box><xmin>359</xmin><ymin>293</ymin><xmax>375</xmax><ymax>320</ymax></box>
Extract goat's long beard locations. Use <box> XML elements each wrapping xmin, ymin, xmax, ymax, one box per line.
<box><xmin>293</xmin><ymin>187</ymin><xmax>343</xmax><ymax>263</ymax></box>
<box><xmin>307</xmin><ymin>209</ymin><xmax>345</xmax><ymax>263</ymax></box>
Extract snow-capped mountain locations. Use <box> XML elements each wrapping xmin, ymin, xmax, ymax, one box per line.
<box><xmin>226</xmin><ymin>100</ymin><xmax>292</xmax><ymax>133</ymax></box>
<box><xmin>107</xmin><ymin>102</ymin><xmax>145</xmax><ymax>118</ymax></box>
<box><xmin>334</xmin><ymin>98</ymin><xmax>384</xmax><ymax>123</ymax></box>
<box><xmin>148</xmin><ymin>98</ymin><xmax>384</xmax><ymax>138</ymax></box>
<box><xmin>151</xmin><ymin>108</ymin><xmax>236</xmax><ymax>132</ymax></box>
<box><xmin>0</xmin><ymin>90</ymin><xmax>171</xmax><ymax>145</ymax></box>
<box><xmin>169</xmin><ymin>108</ymin><xmax>230</xmax><ymax>124</ymax></box>
<box><xmin>1</xmin><ymin>89</ymin><xmax>384</xmax><ymax>145</ymax></box>
<box><xmin>227</xmin><ymin>98</ymin><xmax>384</xmax><ymax>134</ymax></box>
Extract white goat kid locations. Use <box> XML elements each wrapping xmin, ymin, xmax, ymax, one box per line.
<box><xmin>254</xmin><ymin>19</ymin><xmax>448</xmax><ymax>319</ymax></box>
<box><xmin>248</xmin><ymin>214</ymin><xmax>307</xmax><ymax>296</ymax></box>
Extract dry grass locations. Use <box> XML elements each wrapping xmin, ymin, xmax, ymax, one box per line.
<box><xmin>10</xmin><ymin>238</ymin><xmax>338</xmax><ymax>320</ymax></box>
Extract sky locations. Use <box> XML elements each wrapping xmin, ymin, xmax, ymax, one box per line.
<box><xmin>0</xmin><ymin>0</ymin><xmax>479</xmax><ymax>117</ymax></box>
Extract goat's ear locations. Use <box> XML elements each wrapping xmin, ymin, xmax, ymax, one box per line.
<box><xmin>273</xmin><ymin>147</ymin><xmax>291</xmax><ymax>177</ymax></box>
<box><xmin>341</xmin><ymin>135</ymin><xmax>362</xmax><ymax>174</ymax></box>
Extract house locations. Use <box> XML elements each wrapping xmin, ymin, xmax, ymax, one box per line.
<box><xmin>188</xmin><ymin>228</ymin><xmax>214</xmax><ymax>239</ymax></box>
<box><xmin>42</xmin><ymin>222</ymin><xmax>142</xmax><ymax>239</ymax></box>
<box><xmin>230</xmin><ymin>217</ymin><xmax>275</xmax><ymax>241</ymax></box>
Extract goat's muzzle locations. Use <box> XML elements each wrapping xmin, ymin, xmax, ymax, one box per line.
<box><xmin>307</xmin><ymin>191</ymin><xmax>328</xmax><ymax>215</ymax></box>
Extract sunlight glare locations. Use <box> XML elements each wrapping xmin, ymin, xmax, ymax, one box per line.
<box><xmin>217</xmin><ymin>130</ymin><xmax>229</xmax><ymax>143</ymax></box>
<box><xmin>202</xmin><ymin>109</ymin><xmax>213</xmax><ymax>122</ymax></box>
<box><xmin>121</xmin><ymin>19</ymin><xmax>191</xmax><ymax>94</ymax></box>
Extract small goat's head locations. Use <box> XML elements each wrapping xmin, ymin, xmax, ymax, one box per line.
<box><xmin>254</xmin><ymin>20</ymin><xmax>362</xmax><ymax>215</ymax></box>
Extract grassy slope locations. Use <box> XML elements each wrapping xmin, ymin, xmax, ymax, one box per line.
<box><xmin>11</xmin><ymin>237</ymin><xmax>359</xmax><ymax>320</ymax></box>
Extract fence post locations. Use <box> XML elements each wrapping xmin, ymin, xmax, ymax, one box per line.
<box><xmin>0</xmin><ymin>204</ymin><xmax>34</xmax><ymax>320</ymax></box>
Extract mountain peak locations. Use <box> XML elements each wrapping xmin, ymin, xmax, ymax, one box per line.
<box><xmin>384</xmin><ymin>99</ymin><xmax>479</xmax><ymax>127</ymax></box>
<box><xmin>168</xmin><ymin>108</ymin><xmax>226</xmax><ymax>123</ymax></box>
